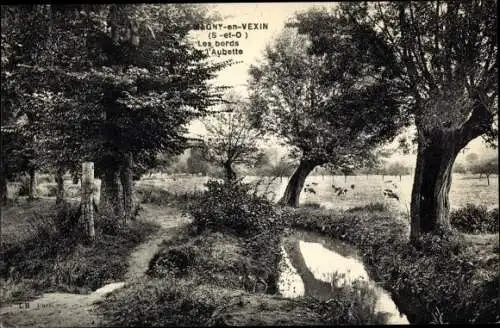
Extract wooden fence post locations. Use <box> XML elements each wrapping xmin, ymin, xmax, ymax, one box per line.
<box><xmin>82</xmin><ymin>162</ymin><xmax>95</xmax><ymax>241</ymax></box>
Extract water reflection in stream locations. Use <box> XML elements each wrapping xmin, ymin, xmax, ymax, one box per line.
<box><xmin>278</xmin><ymin>230</ymin><xmax>409</xmax><ymax>325</ymax></box>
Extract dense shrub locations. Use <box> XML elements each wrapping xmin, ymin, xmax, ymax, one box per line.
<box><xmin>10</xmin><ymin>201</ymin><xmax>82</xmax><ymax>249</ymax></box>
<box><xmin>148</xmin><ymin>230</ymin><xmax>276</xmax><ymax>294</ymax></box>
<box><xmin>317</xmin><ymin>275</ymin><xmax>388</xmax><ymax>325</ymax></box>
<box><xmin>136</xmin><ymin>185</ymin><xmax>201</xmax><ymax>208</ymax></box>
<box><xmin>302</xmin><ymin>201</ymin><xmax>323</xmax><ymax>209</ymax></box>
<box><xmin>147</xmin><ymin>180</ymin><xmax>284</xmax><ymax>297</ymax></box>
<box><xmin>188</xmin><ymin>179</ymin><xmax>282</xmax><ymax>238</ymax></box>
<box><xmin>97</xmin><ymin>211</ymin><xmax>126</xmax><ymax>236</ymax></box>
<box><xmin>450</xmin><ymin>204</ymin><xmax>499</xmax><ymax>233</ymax></box>
<box><xmin>346</xmin><ymin>202</ymin><xmax>389</xmax><ymax>213</ymax></box>
<box><xmin>150</xmin><ymin>243</ymin><xmax>198</xmax><ymax>277</ymax></box>
<box><xmin>373</xmin><ymin>232</ymin><xmax>499</xmax><ymax>324</ymax></box>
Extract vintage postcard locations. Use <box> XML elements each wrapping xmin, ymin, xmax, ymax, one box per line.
<box><xmin>1</xmin><ymin>2</ymin><xmax>498</xmax><ymax>327</ymax></box>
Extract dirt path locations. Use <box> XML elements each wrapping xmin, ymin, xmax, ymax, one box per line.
<box><xmin>0</xmin><ymin>204</ymin><xmax>189</xmax><ymax>328</ymax></box>
<box><xmin>124</xmin><ymin>204</ymin><xmax>190</xmax><ymax>280</ymax></box>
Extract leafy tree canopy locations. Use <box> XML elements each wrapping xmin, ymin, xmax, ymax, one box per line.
<box><xmin>248</xmin><ymin>8</ymin><xmax>409</xmax><ymax>170</ymax></box>
<box><xmin>1</xmin><ymin>4</ymin><xmax>233</xmax><ymax>176</ymax></box>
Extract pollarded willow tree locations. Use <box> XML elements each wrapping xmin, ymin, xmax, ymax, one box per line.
<box><xmin>248</xmin><ymin>8</ymin><xmax>409</xmax><ymax>207</ymax></box>
<box><xmin>4</xmin><ymin>4</ymin><xmax>231</xmax><ymax>222</ymax></box>
<box><xmin>202</xmin><ymin>93</ymin><xmax>264</xmax><ymax>182</ymax></box>
<box><xmin>331</xmin><ymin>1</ymin><xmax>498</xmax><ymax>241</ymax></box>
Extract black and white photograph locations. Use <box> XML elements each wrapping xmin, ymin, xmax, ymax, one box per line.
<box><xmin>0</xmin><ymin>2</ymin><xmax>498</xmax><ymax>326</ymax></box>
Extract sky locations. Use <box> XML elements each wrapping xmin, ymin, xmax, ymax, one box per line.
<box><xmin>186</xmin><ymin>2</ymin><xmax>497</xmax><ymax>167</ymax></box>
<box><xmin>190</xmin><ymin>3</ymin><xmax>331</xmax><ymax>92</ymax></box>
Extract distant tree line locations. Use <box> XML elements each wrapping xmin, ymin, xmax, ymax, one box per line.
<box><xmin>454</xmin><ymin>155</ymin><xmax>498</xmax><ymax>185</ymax></box>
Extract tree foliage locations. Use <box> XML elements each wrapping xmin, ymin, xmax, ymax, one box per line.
<box><xmin>248</xmin><ymin>9</ymin><xmax>408</xmax><ymax>206</ymax></box>
<box><xmin>201</xmin><ymin>93</ymin><xmax>264</xmax><ymax>181</ymax></box>
<box><xmin>362</xmin><ymin>1</ymin><xmax>497</xmax><ymax>142</ymax></box>
<box><xmin>1</xmin><ymin>5</ymin><xmax>231</xmax><ymax>189</ymax></box>
<box><xmin>465</xmin><ymin>153</ymin><xmax>479</xmax><ymax>165</ymax></box>
<box><xmin>452</xmin><ymin>162</ymin><xmax>467</xmax><ymax>174</ymax></box>
<box><xmin>1</xmin><ymin>4</ymin><xmax>233</xmax><ymax>215</ymax></box>
<box><xmin>2</xmin><ymin>4</ymin><xmax>231</xmax><ymax>170</ymax></box>
<box><xmin>249</xmin><ymin>9</ymin><xmax>408</xmax><ymax>170</ymax></box>
<box><xmin>470</xmin><ymin>156</ymin><xmax>498</xmax><ymax>182</ymax></box>
<box><xmin>384</xmin><ymin>161</ymin><xmax>411</xmax><ymax>178</ymax></box>
<box><xmin>327</xmin><ymin>1</ymin><xmax>498</xmax><ymax>240</ymax></box>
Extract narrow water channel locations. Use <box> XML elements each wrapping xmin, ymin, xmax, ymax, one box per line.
<box><xmin>278</xmin><ymin>229</ymin><xmax>409</xmax><ymax>325</ymax></box>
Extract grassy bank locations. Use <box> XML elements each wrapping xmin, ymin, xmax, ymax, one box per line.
<box><xmin>284</xmin><ymin>203</ymin><xmax>499</xmax><ymax>324</ymax></box>
<box><xmin>99</xmin><ymin>221</ymin><xmax>388</xmax><ymax>326</ymax></box>
<box><xmin>99</xmin><ymin>223</ymin><xmax>288</xmax><ymax>326</ymax></box>
<box><xmin>147</xmin><ymin>227</ymin><xmax>281</xmax><ymax>293</ymax></box>
<box><xmin>0</xmin><ymin>200</ymin><xmax>158</xmax><ymax>304</ymax></box>
<box><xmin>99</xmin><ymin>180</ymin><xmax>389</xmax><ymax>326</ymax></box>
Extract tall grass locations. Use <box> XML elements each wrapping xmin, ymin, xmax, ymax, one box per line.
<box><xmin>0</xmin><ymin>201</ymin><xmax>158</xmax><ymax>304</ymax></box>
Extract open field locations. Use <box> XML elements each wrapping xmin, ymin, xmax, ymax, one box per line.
<box><xmin>8</xmin><ymin>173</ymin><xmax>497</xmax><ymax>213</ymax></box>
<box><xmin>4</xmin><ymin>172</ymin><xmax>496</xmax><ymax>249</ymax></box>
<box><xmin>136</xmin><ymin>173</ymin><xmax>499</xmax><ymax>212</ymax></box>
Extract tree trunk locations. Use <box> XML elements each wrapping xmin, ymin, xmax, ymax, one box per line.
<box><xmin>55</xmin><ymin>166</ymin><xmax>65</xmax><ymax>205</ymax></box>
<box><xmin>399</xmin><ymin>175</ymin><xmax>402</xmax><ymax>182</ymax></box>
<box><xmin>120</xmin><ymin>152</ymin><xmax>134</xmax><ymax>221</ymax></box>
<box><xmin>81</xmin><ymin>162</ymin><xmax>95</xmax><ymax>242</ymax></box>
<box><xmin>278</xmin><ymin>159</ymin><xmax>317</xmax><ymax>207</ymax></box>
<box><xmin>410</xmin><ymin>132</ymin><xmax>461</xmax><ymax>242</ymax></box>
<box><xmin>486</xmin><ymin>174</ymin><xmax>490</xmax><ymax>186</ymax></box>
<box><xmin>0</xmin><ymin>174</ymin><xmax>7</xmax><ymax>205</ymax></box>
<box><xmin>100</xmin><ymin>168</ymin><xmax>124</xmax><ymax>219</ymax></box>
<box><xmin>28</xmin><ymin>167</ymin><xmax>37</xmax><ymax>201</ymax></box>
<box><xmin>410</xmin><ymin>100</ymin><xmax>493</xmax><ymax>243</ymax></box>
<box><xmin>224</xmin><ymin>160</ymin><xmax>236</xmax><ymax>183</ymax></box>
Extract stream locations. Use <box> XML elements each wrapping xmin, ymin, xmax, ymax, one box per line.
<box><xmin>277</xmin><ymin>229</ymin><xmax>409</xmax><ymax>325</ymax></box>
